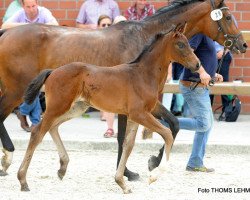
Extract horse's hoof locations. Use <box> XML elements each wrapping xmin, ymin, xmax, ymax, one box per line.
<box><xmin>148</xmin><ymin>167</ymin><xmax>161</xmax><ymax>185</ymax></box>
<box><xmin>21</xmin><ymin>183</ymin><xmax>30</xmax><ymax>192</ymax></box>
<box><xmin>148</xmin><ymin>175</ymin><xmax>158</xmax><ymax>185</ymax></box>
<box><xmin>123</xmin><ymin>188</ymin><xmax>132</xmax><ymax>194</ymax></box>
<box><xmin>148</xmin><ymin>155</ymin><xmax>160</xmax><ymax>171</ymax></box>
<box><xmin>124</xmin><ymin>169</ymin><xmax>140</xmax><ymax>182</ymax></box>
<box><xmin>57</xmin><ymin>169</ymin><xmax>65</xmax><ymax>180</ymax></box>
<box><xmin>0</xmin><ymin>170</ymin><xmax>8</xmax><ymax>176</ymax></box>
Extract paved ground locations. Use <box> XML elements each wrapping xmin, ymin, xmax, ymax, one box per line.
<box><xmin>0</xmin><ymin>113</ymin><xmax>249</xmax><ymax>200</ymax></box>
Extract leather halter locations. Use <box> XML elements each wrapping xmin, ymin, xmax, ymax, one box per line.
<box><xmin>210</xmin><ymin>0</ymin><xmax>241</xmax><ymax>51</ymax></box>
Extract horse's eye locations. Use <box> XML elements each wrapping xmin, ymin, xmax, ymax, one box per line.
<box><xmin>177</xmin><ymin>42</ymin><xmax>185</xmax><ymax>49</ymax></box>
<box><xmin>226</xmin><ymin>15</ymin><xmax>231</xmax><ymax>21</ymax></box>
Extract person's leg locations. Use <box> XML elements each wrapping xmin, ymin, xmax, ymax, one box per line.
<box><xmin>154</xmin><ymin>85</ymin><xmax>213</xmax><ymax>171</ymax></box>
<box><xmin>29</xmin><ymin>97</ymin><xmax>42</xmax><ymax>126</ymax></box>
<box><xmin>177</xmin><ymin>84</ymin><xmax>214</xmax><ymax>169</ymax></box>
<box><xmin>18</xmin><ymin>102</ymin><xmax>33</xmax><ymax>131</ymax></box>
<box><xmin>103</xmin><ymin>112</ymin><xmax>115</xmax><ymax>138</ymax></box>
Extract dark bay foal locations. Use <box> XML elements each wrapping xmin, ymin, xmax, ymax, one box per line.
<box><xmin>18</xmin><ymin>24</ymin><xmax>200</xmax><ymax>193</ymax></box>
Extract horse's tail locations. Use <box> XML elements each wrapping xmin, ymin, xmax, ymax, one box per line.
<box><xmin>24</xmin><ymin>69</ymin><xmax>53</xmax><ymax>104</ymax></box>
<box><xmin>0</xmin><ymin>29</ymin><xmax>7</xmax><ymax>37</ymax></box>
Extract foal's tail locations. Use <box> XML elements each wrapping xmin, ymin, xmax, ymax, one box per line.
<box><xmin>24</xmin><ymin>69</ymin><xmax>53</xmax><ymax>104</ymax></box>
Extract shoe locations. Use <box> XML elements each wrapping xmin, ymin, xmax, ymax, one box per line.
<box><xmin>103</xmin><ymin>128</ymin><xmax>115</xmax><ymax>138</ymax></box>
<box><xmin>186</xmin><ymin>166</ymin><xmax>215</xmax><ymax>173</ymax></box>
<box><xmin>16</xmin><ymin>111</ymin><xmax>30</xmax><ymax>132</ymax></box>
<box><xmin>124</xmin><ymin>168</ymin><xmax>140</xmax><ymax>181</ymax></box>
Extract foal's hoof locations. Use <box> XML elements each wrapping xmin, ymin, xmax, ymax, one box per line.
<box><xmin>57</xmin><ymin>169</ymin><xmax>65</xmax><ymax>180</ymax></box>
<box><xmin>148</xmin><ymin>155</ymin><xmax>160</xmax><ymax>171</ymax></box>
<box><xmin>21</xmin><ymin>183</ymin><xmax>30</xmax><ymax>192</ymax></box>
<box><xmin>148</xmin><ymin>167</ymin><xmax>162</xmax><ymax>185</ymax></box>
<box><xmin>0</xmin><ymin>170</ymin><xmax>8</xmax><ymax>176</ymax></box>
<box><xmin>123</xmin><ymin>187</ymin><xmax>132</xmax><ymax>194</ymax></box>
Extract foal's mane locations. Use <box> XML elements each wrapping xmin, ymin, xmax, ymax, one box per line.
<box><xmin>128</xmin><ymin>28</ymin><xmax>174</xmax><ymax>64</ymax></box>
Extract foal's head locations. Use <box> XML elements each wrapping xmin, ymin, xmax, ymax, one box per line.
<box><xmin>167</xmin><ymin>23</ymin><xmax>200</xmax><ymax>72</ymax></box>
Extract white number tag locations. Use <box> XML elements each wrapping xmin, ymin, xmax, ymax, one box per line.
<box><xmin>210</xmin><ymin>9</ymin><xmax>223</xmax><ymax>21</ymax></box>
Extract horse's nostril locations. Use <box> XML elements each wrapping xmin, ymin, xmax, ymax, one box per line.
<box><xmin>243</xmin><ymin>43</ymin><xmax>248</xmax><ymax>48</ymax></box>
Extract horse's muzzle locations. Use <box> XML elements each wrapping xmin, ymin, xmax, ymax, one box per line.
<box><xmin>190</xmin><ymin>61</ymin><xmax>201</xmax><ymax>73</ymax></box>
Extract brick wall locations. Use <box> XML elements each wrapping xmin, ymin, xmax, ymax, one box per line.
<box><xmin>0</xmin><ymin>0</ymin><xmax>250</xmax><ymax>113</ymax></box>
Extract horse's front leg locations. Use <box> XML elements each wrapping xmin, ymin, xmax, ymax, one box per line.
<box><xmin>151</xmin><ymin>100</ymin><xmax>179</xmax><ymax>139</ymax></box>
<box><xmin>133</xmin><ymin>112</ymin><xmax>173</xmax><ymax>184</ymax></box>
<box><xmin>148</xmin><ymin>101</ymin><xmax>178</xmax><ymax>171</ymax></box>
<box><xmin>0</xmin><ymin>148</ymin><xmax>13</xmax><ymax>176</ymax></box>
<box><xmin>0</xmin><ymin>91</ymin><xmax>23</xmax><ymax>175</ymax></box>
<box><xmin>115</xmin><ymin>120</ymin><xmax>138</xmax><ymax>194</ymax></box>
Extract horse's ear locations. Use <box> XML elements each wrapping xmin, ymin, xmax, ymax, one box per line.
<box><xmin>173</xmin><ymin>22</ymin><xmax>187</xmax><ymax>37</ymax></box>
<box><xmin>176</xmin><ymin>22</ymin><xmax>187</xmax><ymax>34</ymax></box>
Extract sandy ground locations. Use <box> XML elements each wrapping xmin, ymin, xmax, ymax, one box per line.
<box><xmin>0</xmin><ymin>149</ymin><xmax>250</xmax><ymax>200</ymax></box>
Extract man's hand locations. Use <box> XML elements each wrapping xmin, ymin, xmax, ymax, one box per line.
<box><xmin>197</xmin><ymin>66</ymin><xmax>211</xmax><ymax>86</ymax></box>
<box><xmin>214</xmin><ymin>73</ymin><xmax>223</xmax><ymax>82</ymax></box>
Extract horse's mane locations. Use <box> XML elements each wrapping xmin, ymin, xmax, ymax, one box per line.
<box><xmin>128</xmin><ymin>27</ymin><xmax>174</xmax><ymax>64</ymax></box>
<box><xmin>144</xmin><ymin>0</ymin><xmax>205</xmax><ymax>21</ymax></box>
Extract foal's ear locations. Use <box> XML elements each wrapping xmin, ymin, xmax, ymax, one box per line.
<box><xmin>173</xmin><ymin>22</ymin><xmax>187</xmax><ymax>38</ymax></box>
<box><xmin>176</xmin><ymin>22</ymin><xmax>187</xmax><ymax>34</ymax></box>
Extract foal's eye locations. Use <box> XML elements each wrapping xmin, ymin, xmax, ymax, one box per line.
<box><xmin>177</xmin><ymin>42</ymin><xmax>185</xmax><ymax>49</ymax></box>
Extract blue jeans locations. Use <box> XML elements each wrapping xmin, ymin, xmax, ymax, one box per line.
<box><xmin>19</xmin><ymin>96</ymin><xmax>41</xmax><ymax>125</ymax></box>
<box><xmin>162</xmin><ymin>83</ymin><xmax>213</xmax><ymax>168</ymax></box>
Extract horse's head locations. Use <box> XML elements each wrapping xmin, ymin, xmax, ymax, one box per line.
<box><xmin>168</xmin><ymin>23</ymin><xmax>201</xmax><ymax>73</ymax></box>
<box><xmin>198</xmin><ymin>0</ymin><xmax>247</xmax><ymax>53</ymax></box>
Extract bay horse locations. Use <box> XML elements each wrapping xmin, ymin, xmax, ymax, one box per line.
<box><xmin>18</xmin><ymin>24</ymin><xmax>200</xmax><ymax>193</ymax></box>
<box><xmin>0</xmin><ymin>0</ymin><xmax>247</xmax><ymax>177</ymax></box>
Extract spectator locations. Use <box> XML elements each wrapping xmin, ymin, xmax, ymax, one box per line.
<box><xmin>96</xmin><ymin>14</ymin><xmax>117</xmax><ymax>138</ymax></box>
<box><xmin>76</xmin><ymin>0</ymin><xmax>120</xmax><ymax>29</ymax></box>
<box><xmin>1</xmin><ymin>0</ymin><xmax>58</xmax><ymax>132</ymax></box>
<box><xmin>2</xmin><ymin>0</ymin><xmax>22</xmax><ymax>23</ymax></box>
<box><xmin>124</xmin><ymin>0</ymin><xmax>155</xmax><ymax>21</ymax></box>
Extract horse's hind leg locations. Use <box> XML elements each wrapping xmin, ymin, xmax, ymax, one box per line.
<box><xmin>18</xmin><ymin>118</ymin><xmax>54</xmax><ymax>191</ymax></box>
<box><xmin>49</xmin><ymin>125</ymin><xmax>69</xmax><ymax>180</ymax></box>
<box><xmin>49</xmin><ymin>101</ymin><xmax>89</xmax><ymax>180</ymax></box>
<box><xmin>115</xmin><ymin>120</ymin><xmax>138</xmax><ymax>194</ymax></box>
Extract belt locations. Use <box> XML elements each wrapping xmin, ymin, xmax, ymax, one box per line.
<box><xmin>180</xmin><ymin>80</ymin><xmax>206</xmax><ymax>88</ymax></box>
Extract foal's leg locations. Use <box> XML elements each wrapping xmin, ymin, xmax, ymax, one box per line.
<box><xmin>49</xmin><ymin>102</ymin><xmax>89</xmax><ymax>180</ymax></box>
<box><xmin>148</xmin><ymin>101</ymin><xmax>179</xmax><ymax>171</ymax></box>
<box><xmin>17</xmin><ymin>117</ymin><xmax>54</xmax><ymax>191</ymax></box>
<box><xmin>49</xmin><ymin>126</ymin><xmax>69</xmax><ymax>180</ymax></box>
<box><xmin>131</xmin><ymin>112</ymin><xmax>173</xmax><ymax>184</ymax></box>
<box><xmin>115</xmin><ymin>120</ymin><xmax>139</xmax><ymax>194</ymax></box>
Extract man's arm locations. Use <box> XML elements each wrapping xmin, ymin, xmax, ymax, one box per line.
<box><xmin>1</xmin><ymin>22</ymin><xmax>27</xmax><ymax>29</ymax></box>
